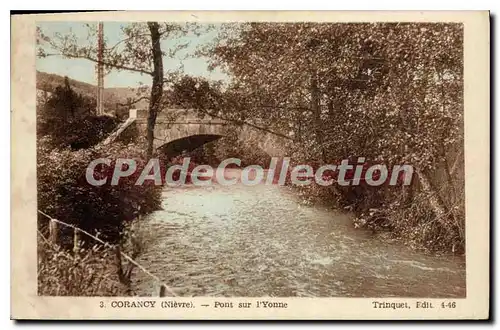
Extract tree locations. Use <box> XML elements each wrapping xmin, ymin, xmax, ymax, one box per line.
<box><xmin>202</xmin><ymin>23</ymin><xmax>388</xmax><ymax>157</ymax></box>
<box><xmin>206</xmin><ymin>22</ymin><xmax>462</xmax><ymax>170</ymax></box>
<box><xmin>146</xmin><ymin>22</ymin><xmax>164</xmax><ymax>157</ymax></box>
<box><xmin>37</xmin><ymin>22</ymin><xmax>200</xmax><ymax>157</ymax></box>
<box><xmin>37</xmin><ymin>77</ymin><xmax>99</xmax><ymax>148</ymax></box>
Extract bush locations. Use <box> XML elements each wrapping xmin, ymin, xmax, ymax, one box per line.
<box><xmin>286</xmin><ymin>153</ymin><xmax>465</xmax><ymax>253</ymax></box>
<box><xmin>36</xmin><ymin>77</ymin><xmax>163</xmax><ymax>296</ymax></box>
<box><xmin>67</xmin><ymin>115</ymin><xmax>120</xmax><ymax>150</ymax></box>
<box><xmin>37</xmin><ymin>140</ymin><xmax>163</xmax><ymax>246</ymax></box>
<box><xmin>202</xmin><ymin>23</ymin><xmax>465</xmax><ymax>254</ymax></box>
<box><xmin>188</xmin><ymin>132</ymin><xmax>272</xmax><ymax>168</ymax></box>
<box><xmin>37</xmin><ymin>76</ymin><xmax>120</xmax><ymax>150</ymax></box>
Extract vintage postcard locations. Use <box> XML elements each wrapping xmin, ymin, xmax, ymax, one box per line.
<box><xmin>11</xmin><ymin>11</ymin><xmax>489</xmax><ymax>320</ymax></box>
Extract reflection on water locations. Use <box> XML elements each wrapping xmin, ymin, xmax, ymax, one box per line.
<box><xmin>133</xmin><ymin>180</ymin><xmax>466</xmax><ymax>297</ymax></box>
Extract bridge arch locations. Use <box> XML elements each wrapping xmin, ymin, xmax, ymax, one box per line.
<box><xmin>157</xmin><ymin>134</ymin><xmax>224</xmax><ymax>158</ymax></box>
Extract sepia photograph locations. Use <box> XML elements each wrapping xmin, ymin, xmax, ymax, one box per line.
<box><xmin>11</xmin><ymin>10</ymin><xmax>489</xmax><ymax>320</ymax></box>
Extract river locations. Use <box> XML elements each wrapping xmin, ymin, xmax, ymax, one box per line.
<box><xmin>132</xmin><ymin>177</ymin><xmax>466</xmax><ymax>298</ymax></box>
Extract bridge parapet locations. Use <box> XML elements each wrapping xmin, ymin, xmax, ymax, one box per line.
<box><xmin>134</xmin><ymin>108</ymin><xmax>224</xmax><ymax>122</ymax></box>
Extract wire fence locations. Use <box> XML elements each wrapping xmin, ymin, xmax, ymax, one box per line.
<box><xmin>37</xmin><ymin>210</ymin><xmax>177</xmax><ymax>297</ymax></box>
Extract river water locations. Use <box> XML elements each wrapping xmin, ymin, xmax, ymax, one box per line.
<box><xmin>132</xmin><ymin>177</ymin><xmax>466</xmax><ymax>298</ymax></box>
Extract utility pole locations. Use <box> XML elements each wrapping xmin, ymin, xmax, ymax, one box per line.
<box><xmin>96</xmin><ymin>22</ymin><xmax>104</xmax><ymax>115</ymax></box>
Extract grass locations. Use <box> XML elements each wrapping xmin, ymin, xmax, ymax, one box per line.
<box><xmin>37</xmin><ymin>234</ymin><xmax>127</xmax><ymax>296</ymax></box>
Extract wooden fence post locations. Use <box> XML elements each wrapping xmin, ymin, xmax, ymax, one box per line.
<box><xmin>115</xmin><ymin>245</ymin><xmax>132</xmax><ymax>287</ymax></box>
<box><xmin>158</xmin><ymin>284</ymin><xmax>167</xmax><ymax>297</ymax></box>
<box><xmin>49</xmin><ymin>220</ymin><xmax>58</xmax><ymax>244</ymax></box>
<box><xmin>73</xmin><ymin>228</ymin><xmax>80</xmax><ymax>254</ymax></box>
<box><xmin>115</xmin><ymin>245</ymin><xmax>124</xmax><ymax>280</ymax></box>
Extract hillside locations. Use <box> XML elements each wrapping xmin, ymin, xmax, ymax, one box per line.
<box><xmin>36</xmin><ymin>71</ymin><xmax>150</xmax><ymax>113</ymax></box>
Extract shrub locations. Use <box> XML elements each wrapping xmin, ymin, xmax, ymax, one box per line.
<box><xmin>37</xmin><ymin>140</ymin><xmax>163</xmax><ymax>246</ymax></box>
<box><xmin>36</xmin><ymin>78</ymin><xmax>162</xmax><ymax>296</ymax></box>
<box><xmin>67</xmin><ymin>115</ymin><xmax>120</xmax><ymax>150</ymax></box>
<box><xmin>37</xmin><ymin>76</ymin><xmax>120</xmax><ymax>150</ymax></box>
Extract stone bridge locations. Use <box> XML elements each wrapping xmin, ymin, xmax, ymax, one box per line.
<box><xmin>107</xmin><ymin>108</ymin><xmax>289</xmax><ymax>158</ymax></box>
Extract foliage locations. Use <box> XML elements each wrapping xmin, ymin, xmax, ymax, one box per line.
<box><xmin>203</xmin><ymin>23</ymin><xmax>464</xmax><ymax>252</ymax></box>
<box><xmin>170</xmin><ymin>75</ymin><xmax>225</xmax><ymax>110</ymax></box>
<box><xmin>37</xmin><ymin>78</ymin><xmax>162</xmax><ymax>246</ymax></box>
<box><xmin>37</xmin><ymin>139</ymin><xmax>163</xmax><ymax>245</ymax></box>
<box><xmin>189</xmin><ymin>135</ymin><xmax>272</xmax><ymax>168</ymax></box>
<box><xmin>36</xmin><ymin>22</ymin><xmax>465</xmax><ymax>253</ymax></box>
<box><xmin>37</xmin><ymin>71</ymin><xmax>144</xmax><ymax>118</ymax></box>
<box><xmin>69</xmin><ymin>115</ymin><xmax>121</xmax><ymax>150</ymax></box>
<box><xmin>37</xmin><ymin>77</ymin><xmax>120</xmax><ymax>150</ymax></box>
<box><xmin>37</xmin><ymin>237</ymin><xmax>125</xmax><ymax>296</ymax></box>
<box><xmin>37</xmin><ymin>22</ymin><xmax>211</xmax><ymax>157</ymax></box>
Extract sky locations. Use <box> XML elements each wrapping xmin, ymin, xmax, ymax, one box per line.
<box><xmin>36</xmin><ymin>22</ymin><xmax>229</xmax><ymax>88</ymax></box>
